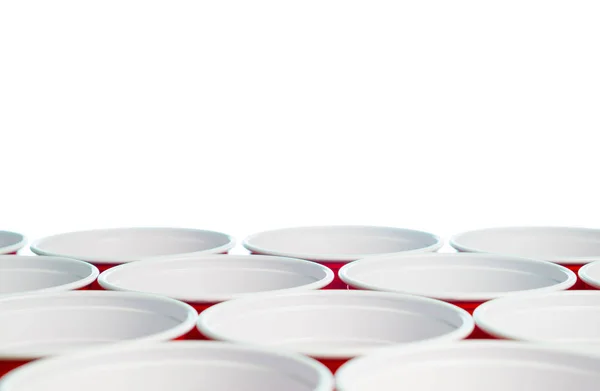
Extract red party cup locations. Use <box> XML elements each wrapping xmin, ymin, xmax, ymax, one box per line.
<box><xmin>339</xmin><ymin>253</ymin><xmax>576</xmax><ymax>318</ymax></box>
<box><xmin>579</xmin><ymin>261</ymin><xmax>600</xmax><ymax>290</ymax></box>
<box><xmin>450</xmin><ymin>226</ymin><xmax>600</xmax><ymax>289</ymax></box>
<box><xmin>97</xmin><ymin>254</ymin><xmax>334</xmax><ymax>333</ymax></box>
<box><xmin>474</xmin><ymin>291</ymin><xmax>600</xmax><ymax>354</ymax></box>
<box><xmin>334</xmin><ymin>341</ymin><xmax>600</xmax><ymax>391</ymax></box>
<box><xmin>0</xmin><ymin>291</ymin><xmax>197</xmax><ymax>378</ymax></box>
<box><xmin>0</xmin><ymin>342</ymin><xmax>334</xmax><ymax>391</ymax></box>
<box><xmin>30</xmin><ymin>227</ymin><xmax>235</xmax><ymax>282</ymax></box>
<box><xmin>197</xmin><ymin>290</ymin><xmax>473</xmax><ymax>373</ymax></box>
<box><xmin>243</xmin><ymin>226</ymin><xmax>442</xmax><ymax>289</ymax></box>
<box><xmin>0</xmin><ymin>231</ymin><xmax>26</xmax><ymax>256</ymax></box>
<box><xmin>0</xmin><ymin>255</ymin><xmax>99</xmax><ymax>297</ymax></box>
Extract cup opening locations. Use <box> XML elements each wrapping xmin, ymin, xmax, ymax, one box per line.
<box><xmin>30</xmin><ymin>228</ymin><xmax>235</xmax><ymax>264</ymax></box>
<box><xmin>0</xmin><ymin>342</ymin><xmax>334</xmax><ymax>391</ymax></box>
<box><xmin>244</xmin><ymin>226</ymin><xmax>442</xmax><ymax>262</ymax></box>
<box><xmin>198</xmin><ymin>291</ymin><xmax>473</xmax><ymax>359</ymax></box>
<box><xmin>0</xmin><ymin>256</ymin><xmax>99</xmax><ymax>296</ymax></box>
<box><xmin>98</xmin><ymin>255</ymin><xmax>334</xmax><ymax>303</ymax></box>
<box><xmin>0</xmin><ymin>292</ymin><xmax>197</xmax><ymax>360</ymax></box>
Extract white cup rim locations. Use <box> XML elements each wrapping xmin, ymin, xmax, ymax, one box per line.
<box><xmin>339</xmin><ymin>252</ymin><xmax>577</xmax><ymax>301</ymax></box>
<box><xmin>0</xmin><ymin>341</ymin><xmax>335</xmax><ymax>391</ymax></box>
<box><xmin>197</xmin><ymin>290</ymin><xmax>474</xmax><ymax>359</ymax></box>
<box><xmin>0</xmin><ymin>231</ymin><xmax>27</xmax><ymax>255</ymax></box>
<box><xmin>473</xmin><ymin>290</ymin><xmax>600</xmax><ymax>342</ymax></box>
<box><xmin>334</xmin><ymin>340</ymin><xmax>600</xmax><ymax>391</ymax></box>
<box><xmin>0</xmin><ymin>255</ymin><xmax>100</xmax><ymax>298</ymax></box>
<box><xmin>97</xmin><ymin>254</ymin><xmax>335</xmax><ymax>303</ymax></box>
<box><xmin>450</xmin><ymin>226</ymin><xmax>600</xmax><ymax>265</ymax></box>
<box><xmin>0</xmin><ymin>291</ymin><xmax>198</xmax><ymax>360</ymax></box>
<box><xmin>243</xmin><ymin>225</ymin><xmax>443</xmax><ymax>262</ymax></box>
<box><xmin>30</xmin><ymin>227</ymin><xmax>236</xmax><ymax>264</ymax></box>
<box><xmin>579</xmin><ymin>261</ymin><xmax>600</xmax><ymax>289</ymax></box>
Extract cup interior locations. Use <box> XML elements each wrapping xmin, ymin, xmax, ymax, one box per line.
<box><xmin>99</xmin><ymin>255</ymin><xmax>333</xmax><ymax>302</ymax></box>
<box><xmin>335</xmin><ymin>342</ymin><xmax>600</xmax><ymax>391</ymax></box>
<box><xmin>451</xmin><ymin>227</ymin><xmax>600</xmax><ymax>263</ymax></box>
<box><xmin>30</xmin><ymin>228</ymin><xmax>234</xmax><ymax>263</ymax></box>
<box><xmin>580</xmin><ymin>261</ymin><xmax>600</xmax><ymax>289</ymax></box>
<box><xmin>244</xmin><ymin>226</ymin><xmax>441</xmax><ymax>261</ymax></box>
<box><xmin>0</xmin><ymin>231</ymin><xmax>25</xmax><ymax>254</ymax></box>
<box><xmin>474</xmin><ymin>292</ymin><xmax>600</xmax><ymax>342</ymax></box>
<box><xmin>340</xmin><ymin>253</ymin><xmax>576</xmax><ymax>301</ymax></box>
<box><xmin>0</xmin><ymin>256</ymin><xmax>98</xmax><ymax>296</ymax></box>
<box><xmin>0</xmin><ymin>292</ymin><xmax>196</xmax><ymax>359</ymax></box>
<box><xmin>198</xmin><ymin>291</ymin><xmax>473</xmax><ymax>358</ymax></box>
<box><xmin>0</xmin><ymin>342</ymin><xmax>333</xmax><ymax>391</ymax></box>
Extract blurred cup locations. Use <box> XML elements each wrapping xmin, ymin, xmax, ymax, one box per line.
<box><xmin>335</xmin><ymin>341</ymin><xmax>600</xmax><ymax>391</ymax></box>
<box><xmin>474</xmin><ymin>291</ymin><xmax>600</xmax><ymax>356</ymax></box>
<box><xmin>0</xmin><ymin>231</ymin><xmax>26</xmax><ymax>255</ymax></box>
<box><xmin>579</xmin><ymin>261</ymin><xmax>600</xmax><ymax>290</ymax></box>
<box><xmin>0</xmin><ymin>341</ymin><xmax>334</xmax><ymax>391</ymax></box>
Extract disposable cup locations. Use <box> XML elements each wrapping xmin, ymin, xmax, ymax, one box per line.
<box><xmin>335</xmin><ymin>341</ymin><xmax>600</xmax><ymax>391</ymax></box>
<box><xmin>0</xmin><ymin>341</ymin><xmax>334</xmax><ymax>391</ymax></box>
<box><xmin>0</xmin><ymin>255</ymin><xmax>99</xmax><ymax>297</ymax></box>
<box><xmin>474</xmin><ymin>291</ymin><xmax>600</xmax><ymax>355</ymax></box>
<box><xmin>339</xmin><ymin>253</ymin><xmax>576</xmax><ymax>315</ymax></box>
<box><xmin>98</xmin><ymin>254</ymin><xmax>333</xmax><ymax>337</ymax></box>
<box><xmin>579</xmin><ymin>261</ymin><xmax>600</xmax><ymax>290</ymax></box>
<box><xmin>0</xmin><ymin>291</ymin><xmax>197</xmax><ymax>377</ymax></box>
<box><xmin>0</xmin><ymin>232</ymin><xmax>26</xmax><ymax>255</ymax></box>
<box><xmin>30</xmin><ymin>227</ymin><xmax>235</xmax><ymax>273</ymax></box>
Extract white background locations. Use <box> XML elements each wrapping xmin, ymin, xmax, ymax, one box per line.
<box><xmin>1</xmin><ymin>0</ymin><xmax>599</xmax><ymax>255</ymax></box>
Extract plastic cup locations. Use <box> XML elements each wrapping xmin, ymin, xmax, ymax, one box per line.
<box><xmin>0</xmin><ymin>255</ymin><xmax>99</xmax><ymax>297</ymax></box>
<box><xmin>335</xmin><ymin>341</ymin><xmax>600</xmax><ymax>391</ymax></box>
<box><xmin>243</xmin><ymin>226</ymin><xmax>442</xmax><ymax>289</ymax></box>
<box><xmin>450</xmin><ymin>226</ymin><xmax>600</xmax><ymax>288</ymax></box>
<box><xmin>0</xmin><ymin>232</ymin><xmax>26</xmax><ymax>255</ymax></box>
<box><xmin>98</xmin><ymin>254</ymin><xmax>334</xmax><ymax>316</ymax></box>
<box><xmin>0</xmin><ymin>291</ymin><xmax>197</xmax><ymax>378</ymax></box>
<box><xmin>30</xmin><ymin>227</ymin><xmax>235</xmax><ymax>273</ymax></box>
<box><xmin>197</xmin><ymin>290</ymin><xmax>473</xmax><ymax>373</ymax></box>
<box><xmin>579</xmin><ymin>261</ymin><xmax>600</xmax><ymax>290</ymax></box>
<box><xmin>474</xmin><ymin>291</ymin><xmax>600</xmax><ymax>355</ymax></box>
<box><xmin>0</xmin><ymin>341</ymin><xmax>334</xmax><ymax>391</ymax></box>
<box><xmin>339</xmin><ymin>253</ymin><xmax>577</xmax><ymax>316</ymax></box>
